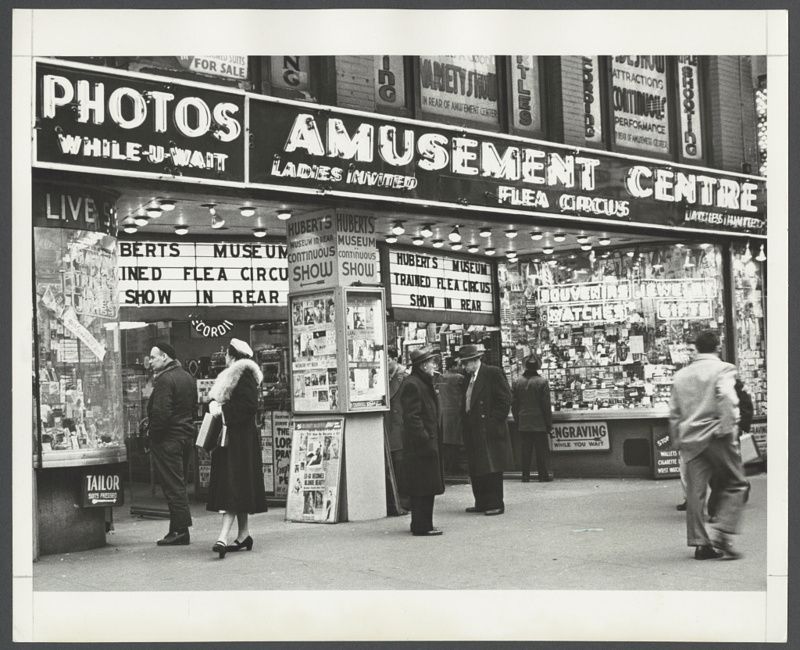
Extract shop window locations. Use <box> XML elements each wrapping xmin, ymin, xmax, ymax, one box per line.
<box><xmin>120</xmin><ymin>56</ymin><xmax>251</xmax><ymax>89</ymax></box>
<box><xmin>499</xmin><ymin>242</ymin><xmax>727</xmax><ymax>412</ymax></box>
<box><xmin>731</xmin><ymin>242</ymin><xmax>767</xmax><ymax>416</ymax></box>
<box><xmin>416</xmin><ymin>55</ymin><xmax>502</xmax><ymax>130</ymax></box>
<box><xmin>34</xmin><ymin>228</ymin><xmax>124</xmax><ymax>462</ymax></box>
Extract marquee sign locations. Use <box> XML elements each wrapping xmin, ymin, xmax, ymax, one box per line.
<box><xmin>34</xmin><ymin>60</ymin><xmax>246</xmax><ymax>183</ymax></box>
<box><xmin>117</xmin><ymin>240</ymin><xmax>288</xmax><ymax>307</ymax></box>
<box><xmin>249</xmin><ymin>97</ymin><xmax>766</xmax><ymax>235</ymax></box>
<box><xmin>388</xmin><ymin>249</ymin><xmax>495</xmax><ymax>314</ymax></box>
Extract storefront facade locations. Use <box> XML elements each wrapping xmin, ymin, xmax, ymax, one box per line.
<box><xmin>30</xmin><ymin>55</ymin><xmax>767</xmax><ymax>553</ymax></box>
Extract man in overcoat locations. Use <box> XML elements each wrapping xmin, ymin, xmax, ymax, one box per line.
<box><xmin>436</xmin><ymin>356</ymin><xmax>465</xmax><ymax>475</ymax></box>
<box><xmin>147</xmin><ymin>342</ymin><xmax>197</xmax><ymax>546</ymax></box>
<box><xmin>385</xmin><ymin>347</ymin><xmax>410</xmax><ymax>513</ymax></box>
<box><xmin>398</xmin><ymin>347</ymin><xmax>445</xmax><ymax>536</ymax></box>
<box><xmin>459</xmin><ymin>344</ymin><xmax>513</xmax><ymax>515</ymax></box>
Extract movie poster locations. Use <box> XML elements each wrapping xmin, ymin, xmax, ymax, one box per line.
<box><xmin>285</xmin><ymin>418</ymin><xmax>344</xmax><ymax>523</ymax></box>
<box><xmin>345</xmin><ymin>293</ymin><xmax>387</xmax><ymax>409</ymax></box>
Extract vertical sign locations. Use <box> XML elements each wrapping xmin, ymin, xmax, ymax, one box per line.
<box><xmin>285</xmin><ymin>418</ymin><xmax>344</xmax><ymax>523</ymax></box>
<box><xmin>677</xmin><ymin>55</ymin><xmax>703</xmax><ymax>160</ymax></box>
<box><xmin>611</xmin><ymin>56</ymin><xmax>670</xmax><ymax>155</ymax></box>
<box><xmin>374</xmin><ymin>56</ymin><xmax>406</xmax><ymax>110</ymax></box>
<box><xmin>510</xmin><ymin>56</ymin><xmax>542</xmax><ymax>133</ymax></box>
<box><xmin>582</xmin><ymin>56</ymin><xmax>603</xmax><ymax>144</ymax></box>
<box><xmin>270</xmin><ymin>56</ymin><xmax>311</xmax><ymax>92</ymax></box>
<box><xmin>272</xmin><ymin>411</ymin><xmax>293</xmax><ymax>498</ymax></box>
<box><xmin>418</xmin><ymin>55</ymin><xmax>500</xmax><ymax>126</ymax></box>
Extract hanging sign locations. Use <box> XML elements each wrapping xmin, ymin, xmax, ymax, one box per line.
<box><xmin>509</xmin><ymin>56</ymin><xmax>542</xmax><ymax>133</ymax></box>
<box><xmin>582</xmin><ymin>56</ymin><xmax>603</xmax><ymax>143</ymax></box>
<box><xmin>285</xmin><ymin>418</ymin><xmax>344</xmax><ymax>523</ymax></box>
<box><xmin>676</xmin><ymin>55</ymin><xmax>704</xmax><ymax>160</ymax></box>
<box><xmin>249</xmin><ymin>97</ymin><xmax>766</xmax><ymax>236</ymax></box>
<box><xmin>189</xmin><ymin>317</ymin><xmax>234</xmax><ymax>338</ymax></box>
<box><xmin>176</xmin><ymin>55</ymin><xmax>248</xmax><ymax>81</ymax></box>
<box><xmin>34</xmin><ymin>60</ymin><xmax>246</xmax><ymax>183</ymax></box>
<box><xmin>388</xmin><ymin>249</ymin><xmax>495</xmax><ymax>314</ymax></box>
<box><xmin>117</xmin><ymin>240</ymin><xmax>288</xmax><ymax>307</ymax></box>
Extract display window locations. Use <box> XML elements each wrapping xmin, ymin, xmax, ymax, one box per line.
<box><xmin>345</xmin><ymin>290</ymin><xmax>387</xmax><ymax>410</ymax></box>
<box><xmin>731</xmin><ymin>241</ymin><xmax>767</xmax><ymax>415</ymax></box>
<box><xmin>34</xmin><ymin>227</ymin><xmax>124</xmax><ymax>464</ymax></box>
<box><xmin>499</xmin><ymin>242</ymin><xmax>727</xmax><ymax>411</ymax></box>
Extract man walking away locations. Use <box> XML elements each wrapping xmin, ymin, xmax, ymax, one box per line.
<box><xmin>669</xmin><ymin>330</ymin><xmax>748</xmax><ymax>560</ymax></box>
<box><xmin>147</xmin><ymin>342</ymin><xmax>198</xmax><ymax>546</ymax></box>
<box><xmin>512</xmin><ymin>355</ymin><xmax>553</xmax><ymax>483</ymax></box>
<box><xmin>459</xmin><ymin>344</ymin><xmax>513</xmax><ymax>516</ymax></box>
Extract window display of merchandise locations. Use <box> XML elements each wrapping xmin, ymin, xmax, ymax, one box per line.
<box><xmin>731</xmin><ymin>242</ymin><xmax>767</xmax><ymax>415</ymax></box>
<box><xmin>499</xmin><ymin>243</ymin><xmax>727</xmax><ymax>412</ymax></box>
<box><xmin>34</xmin><ymin>227</ymin><xmax>124</xmax><ymax>461</ymax></box>
<box><xmin>394</xmin><ymin>321</ymin><xmax>499</xmax><ymax>369</ymax></box>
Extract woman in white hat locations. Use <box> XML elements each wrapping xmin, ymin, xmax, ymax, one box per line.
<box><xmin>206</xmin><ymin>338</ymin><xmax>268</xmax><ymax>558</ymax></box>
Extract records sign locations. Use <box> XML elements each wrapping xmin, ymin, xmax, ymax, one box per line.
<box><xmin>285</xmin><ymin>418</ymin><xmax>344</xmax><ymax>523</ymax></box>
<box><xmin>34</xmin><ymin>60</ymin><xmax>246</xmax><ymax>183</ymax></box>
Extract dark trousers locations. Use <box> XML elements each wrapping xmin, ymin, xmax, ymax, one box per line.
<box><xmin>150</xmin><ymin>435</ymin><xmax>193</xmax><ymax>531</ymax></box>
<box><xmin>520</xmin><ymin>430</ymin><xmax>551</xmax><ymax>480</ymax></box>
<box><xmin>470</xmin><ymin>472</ymin><xmax>504</xmax><ymax>510</ymax></box>
<box><xmin>409</xmin><ymin>495</ymin><xmax>435</xmax><ymax>533</ymax></box>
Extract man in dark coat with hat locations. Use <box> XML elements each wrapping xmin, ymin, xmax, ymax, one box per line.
<box><xmin>398</xmin><ymin>347</ymin><xmax>445</xmax><ymax>536</ymax></box>
<box><xmin>459</xmin><ymin>343</ymin><xmax>513</xmax><ymax>515</ymax></box>
<box><xmin>147</xmin><ymin>341</ymin><xmax>198</xmax><ymax>546</ymax></box>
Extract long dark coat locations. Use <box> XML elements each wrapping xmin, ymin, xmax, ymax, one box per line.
<box><xmin>463</xmin><ymin>363</ymin><xmax>513</xmax><ymax>476</ymax></box>
<box><xmin>437</xmin><ymin>370</ymin><xmax>465</xmax><ymax>445</ymax></box>
<box><xmin>512</xmin><ymin>373</ymin><xmax>553</xmax><ymax>433</ymax></box>
<box><xmin>206</xmin><ymin>359</ymin><xmax>268</xmax><ymax>514</ymax></box>
<box><xmin>398</xmin><ymin>368</ymin><xmax>445</xmax><ymax>497</ymax></box>
<box><xmin>147</xmin><ymin>360</ymin><xmax>197</xmax><ymax>443</ymax></box>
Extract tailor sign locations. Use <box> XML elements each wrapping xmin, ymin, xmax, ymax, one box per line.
<box><xmin>81</xmin><ymin>470</ymin><xmax>124</xmax><ymax>507</ymax></box>
<box><xmin>248</xmin><ymin>97</ymin><xmax>766</xmax><ymax>235</ymax></box>
<box><xmin>34</xmin><ymin>60</ymin><xmax>245</xmax><ymax>183</ymax></box>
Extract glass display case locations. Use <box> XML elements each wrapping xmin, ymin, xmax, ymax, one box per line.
<box><xmin>499</xmin><ymin>243</ymin><xmax>727</xmax><ymax>412</ymax></box>
<box><xmin>344</xmin><ymin>288</ymin><xmax>387</xmax><ymax>411</ymax></box>
<box><xmin>33</xmin><ymin>227</ymin><xmax>126</xmax><ymax>467</ymax></box>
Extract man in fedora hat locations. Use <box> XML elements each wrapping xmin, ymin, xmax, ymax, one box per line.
<box><xmin>512</xmin><ymin>355</ymin><xmax>554</xmax><ymax>482</ymax></box>
<box><xmin>398</xmin><ymin>347</ymin><xmax>445</xmax><ymax>536</ymax></box>
<box><xmin>459</xmin><ymin>343</ymin><xmax>513</xmax><ymax>516</ymax></box>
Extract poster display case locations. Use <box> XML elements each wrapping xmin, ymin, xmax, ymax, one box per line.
<box><xmin>289</xmin><ymin>287</ymin><xmax>388</xmax><ymax>414</ymax></box>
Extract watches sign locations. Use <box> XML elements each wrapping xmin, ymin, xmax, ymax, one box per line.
<box><xmin>81</xmin><ymin>470</ymin><xmax>124</xmax><ymax>507</ymax></box>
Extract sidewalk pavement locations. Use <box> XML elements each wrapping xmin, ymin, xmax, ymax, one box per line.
<box><xmin>32</xmin><ymin>474</ymin><xmax>767</xmax><ymax>592</ymax></box>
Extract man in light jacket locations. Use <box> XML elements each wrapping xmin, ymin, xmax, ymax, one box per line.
<box><xmin>669</xmin><ymin>330</ymin><xmax>748</xmax><ymax>560</ymax></box>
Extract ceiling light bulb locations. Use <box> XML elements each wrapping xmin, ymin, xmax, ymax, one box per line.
<box><xmin>122</xmin><ymin>224</ymin><xmax>138</xmax><ymax>234</ymax></box>
<box><xmin>506</xmin><ymin>251</ymin><xmax>517</xmax><ymax>259</ymax></box>
<box><xmin>598</xmin><ymin>237</ymin><xmax>611</xmax><ymax>246</ymax></box>
<box><xmin>467</xmin><ymin>244</ymin><xmax>479</xmax><ymax>253</ymax></box>
<box><xmin>674</xmin><ymin>243</ymin><xmax>684</xmax><ymax>248</ymax></box>
<box><xmin>553</xmin><ymin>232</ymin><xmax>566</xmax><ymax>242</ymax></box>
<box><xmin>700</xmin><ymin>242</ymin><xmax>711</xmax><ymax>249</ymax></box>
<box><xmin>580</xmin><ymin>244</ymin><xmax>592</xmax><ymax>251</ymax></box>
<box><xmin>485</xmin><ymin>247</ymin><xmax>496</xmax><ymax>256</ymax></box>
<box><xmin>755</xmin><ymin>244</ymin><xmax>766</xmax><ymax>262</ymax></box>
<box><xmin>448</xmin><ymin>226</ymin><xmax>461</xmax><ymax>243</ymax></box>
<box><xmin>208</xmin><ymin>206</ymin><xmax>216</xmax><ymax>216</ymax></box>
<box><xmin>133</xmin><ymin>215</ymin><xmax>149</xmax><ymax>227</ymax></box>
<box><xmin>479</xmin><ymin>228</ymin><xmax>491</xmax><ymax>238</ymax></box>
<box><xmin>385</xmin><ymin>234</ymin><xmax>398</xmax><ymax>244</ymax></box>
<box><xmin>576</xmin><ymin>235</ymin><xmax>589</xmax><ymax>244</ymax></box>
<box><xmin>173</xmin><ymin>225</ymin><xmax>189</xmax><ymax>236</ymax></box>
<box><xmin>505</xmin><ymin>228</ymin><xmax>518</xmax><ymax>239</ymax></box>
<box><xmin>432</xmin><ymin>239</ymin><xmax>444</xmax><ymax>248</ymax></box>
<box><xmin>253</xmin><ymin>228</ymin><xmax>267</xmax><ymax>238</ymax></box>
<box><xmin>542</xmin><ymin>247</ymin><xmax>554</xmax><ymax>255</ymax></box>
<box><xmin>412</xmin><ymin>236</ymin><xmax>424</xmax><ymax>246</ymax></box>
<box><xmin>212</xmin><ymin>215</ymin><xmax>225</xmax><ymax>229</ymax></box>
<box><xmin>390</xmin><ymin>221</ymin><xmax>405</xmax><ymax>236</ymax></box>
<box><xmin>146</xmin><ymin>206</ymin><xmax>162</xmax><ymax>219</ymax></box>
<box><xmin>626</xmin><ymin>250</ymin><xmax>635</xmax><ymax>258</ymax></box>
<box><xmin>420</xmin><ymin>224</ymin><xmax>434</xmax><ymax>238</ymax></box>
<box><xmin>451</xmin><ymin>242</ymin><xmax>462</xmax><ymax>250</ymax></box>
<box><xmin>684</xmin><ymin>252</ymin><xmax>694</xmax><ymax>268</ymax></box>
<box><xmin>277</xmin><ymin>210</ymin><xmax>292</xmax><ymax>221</ymax></box>
<box><xmin>530</xmin><ymin>231</ymin><xmax>543</xmax><ymax>241</ymax></box>
<box><xmin>159</xmin><ymin>199</ymin><xmax>176</xmax><ymax>211</ymax></box>
<box><xmin>742</xmin><ymin>243</ymin><xmax>752</xmax><ymax>262</ymax></box>
<box><xmin>240</xmin><ymin>206</ymin><xmax>256</xmax><ymax>218</ymax></box>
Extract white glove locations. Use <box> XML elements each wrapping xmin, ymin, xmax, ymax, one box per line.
<box><xmin>208</xmin><ymin>400</ymin><xmax>222</xmax><ymax>416</ymax></box>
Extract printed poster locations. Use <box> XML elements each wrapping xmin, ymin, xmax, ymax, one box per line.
<box><xmin>285</xmin><ymin>418</ymin><xmax>343</xmax><ymax>523</ymax></box>
<box><xmin>346</xmin><ymin>293</ymin><xmax>387</xmax><ymax>409</ymax></box>
<box><xmin>272</xmin><ymin>411</ymin><xmax>293</xmax><ymax>498</ymax></box>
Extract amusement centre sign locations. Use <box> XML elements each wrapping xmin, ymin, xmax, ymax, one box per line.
<box><xmin>34</xmin><ymin>59</ymin><xmax>766</xmax><ymax>236</ymax></box>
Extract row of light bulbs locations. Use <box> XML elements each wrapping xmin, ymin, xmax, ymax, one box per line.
<box><xmin>120</xmin><ymin>198</ymin><xmax>292</xmax><ymax>236</ymax></box>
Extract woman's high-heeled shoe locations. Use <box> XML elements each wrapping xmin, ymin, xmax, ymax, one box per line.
<box><xmin>227</xmin><ymin>535</ymin><xmax>253</xmax><ymax>552</ymax></box>
<box><xmin>212</xmin><ymin>540</ymin><xmax>227</xmax><ymax>559</ymax></box>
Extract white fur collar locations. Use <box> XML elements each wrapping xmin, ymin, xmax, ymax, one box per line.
<box><xmin>208</xmin><ymin>358</ymin><xmax>263</xmax><ymax>404</ymax></box>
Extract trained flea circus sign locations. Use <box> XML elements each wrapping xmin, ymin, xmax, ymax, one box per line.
<box><xmin>549</xmin><ymin>421</ymin><xmax>610</xmax><ymax>451</ymax></box>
